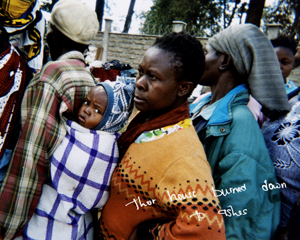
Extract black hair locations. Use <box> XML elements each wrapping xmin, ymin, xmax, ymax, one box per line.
<box><xmin>0</xmin><ymin>26</ymin><xmax>9</xmax><ymax>54</ymax></box>
<box><xmin>271</xmin><ymin>35</ymin><xmax>298</xmax><ymax>55</ymax></box>
<box><xmin>49</xmin><ymin>23</ymin><xmax>88</xmax><ymax>54</ymax></box>
<box><xmin>152</xmin><ymin>32</ymin><xmax>205</xmax><ymax>90</ymax></box>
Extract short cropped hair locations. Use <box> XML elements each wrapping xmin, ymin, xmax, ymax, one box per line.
<box><xmin>271</xmin><ymin>35</ymin><xmax>298</xmax><ymax>55</ymax></box>
<box><xmin>152</xmin><ymin>32</ymin><xmax>205</xmax><ymax>89</ymax></box>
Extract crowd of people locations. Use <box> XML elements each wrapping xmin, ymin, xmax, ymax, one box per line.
<box><xmin>0</xmin><ymin>0</ymin><xmax>299</xmax><ymax>239</ymax></box>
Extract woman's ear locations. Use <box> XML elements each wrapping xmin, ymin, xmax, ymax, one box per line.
<box><xmin>178</xmin><ymin>81</ymin><xmax>194</xmax><ymax>97</ymax></box>
<box><xmin>219</xmin><ymin>54</ymin><xmax>231</xmax><ymax>71</ymax></box>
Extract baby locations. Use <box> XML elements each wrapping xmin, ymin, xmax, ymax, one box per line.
<box><xmin>17</xmin><ymin>77</ymin><xmax>135</xmax><ymax>240</ymax></box>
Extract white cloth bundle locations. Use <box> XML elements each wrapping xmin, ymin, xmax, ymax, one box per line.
<box><xmin>17</xmin><ymin>120</ymin><xmax>119</xmax><ymax>240</ymax></box>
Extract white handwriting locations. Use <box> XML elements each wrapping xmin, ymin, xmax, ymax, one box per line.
<box><xmin>261</xmin><ymin>180</ymin><xmax>287</xmax><ymax>191</ymax></box>
<box><xmin>167</xmin><ymin>190</ymin><xmax>197</xmax><ymax>202</ymax></box>
<box><xmin>190</xmin><ymin>210</ymin><xmax>206</xmax><ymax>221</ymax></box>
<box><xmin>125</xmin><ymin>196</ymin><xmax>156</xmax><ymax>210</ymax></box>
<box><xmin>212</xmin><ymin>183</ymin><xmax>246</xmax><ymax>197</ymax></box>
<box><xmin>218</xmin><ymin>205</ymin><xmax>247</xmax><ymax>217</ymax></box>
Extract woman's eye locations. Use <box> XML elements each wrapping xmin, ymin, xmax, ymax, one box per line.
<box><xmin>84</xmin><ymin>101</ymin><xmax>89</xmax><ymax>105</ymax></box>
<box><xmin>149</xmin><ymin>74</ymin><xmax>157</xmax><ymax>80</ymax></box>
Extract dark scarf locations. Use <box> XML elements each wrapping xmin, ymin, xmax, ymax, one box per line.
<box><xmin>118</xmin><ymin>102</ymin><xmax>190</xmax><ymax>158</ymax></box>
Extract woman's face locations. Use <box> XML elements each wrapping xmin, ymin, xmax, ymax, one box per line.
<box><xmin>274</xmin><ymin>46</ymin><xmax>295</xmax><ymax>81</ymax></box>
<box><xmin>134</xmin><ymin>47</ymin><xmax>183</xmax><ymax>113</ymax></box>
<box><xmin>199</xmin><ymin>44</ymin><xmax>224</xmax><ymax>86</ymax></box>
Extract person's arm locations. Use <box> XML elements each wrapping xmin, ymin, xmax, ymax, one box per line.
<box><xmin>137</xmin><ymin>157</ymin><xmax>226</xmax><ymax>240</ymax></box>
<box><xmin>214</xmin><ymin>152</ymin><xmax>280</xmax><ymax>240</ymax></box>
<box><xmin>0</xmin><ymin>81</ymin><xmax>61</xmax><ymax>239</ymax></box>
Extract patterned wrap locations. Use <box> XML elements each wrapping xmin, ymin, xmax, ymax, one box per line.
<box><xmin>0</xmin><ymin>0</ymin><xmax>45</xmax><ymax>71</ymax></box>
<box><xmin>16</xmin><ymin>120</ymin><xmax>119</xmax><ymax>240</ymax></box>
<box><xmin>262</xmin><ymin>95</ymin><xmax>300</xmax><ymax>227</ymax></box>
<box><xmin>0</xmin><ymin>45</ymin><xmax>26</xmax><ymax>161</ymax></box>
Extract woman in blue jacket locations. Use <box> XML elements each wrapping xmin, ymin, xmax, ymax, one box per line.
<box><xmin>190</xmin><ymin>24</ymin><xmax>290</xmax><ymax>240</ymax></box>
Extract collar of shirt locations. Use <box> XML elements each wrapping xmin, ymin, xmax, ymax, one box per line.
<box><xmin>57</xmin><ymin>50</ymin><xmax>85</xmax><ymax>62</ymax></box>
<box><xmin>199</xmin><ymin>99</ymin><xmax>222</xmax><ymax>121</ymax></box>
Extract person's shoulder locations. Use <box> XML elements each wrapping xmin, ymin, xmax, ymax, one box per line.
<box><xmin>42</xmin><ymin>58</ymin><xmax>84</xmax><ymax>73</ymax></box>
<box><xmin>231</xmin><ymin>104</ymin><xmax>258</xmax><ymax>126</ymax></box>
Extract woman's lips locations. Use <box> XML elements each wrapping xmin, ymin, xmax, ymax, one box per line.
<box><xmin>134</xmin><ymin>95</ymin><xmax>146</xmax><ymax>103</ymax></box>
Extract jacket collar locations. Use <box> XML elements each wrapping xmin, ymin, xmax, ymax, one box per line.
<box><xmin>190</xmin><ymin>84</ymin><xmax>249</xmax><ymax>126</ymax></box>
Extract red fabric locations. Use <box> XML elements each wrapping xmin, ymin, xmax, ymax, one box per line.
<box><xmin>118</xmin><ymin>102</ymin><xmax>190</xmax><ymax>158</ymax></box>
<box><xmin>90</xmin><ymin>68</ymin><xmax>120</xmax><ymax>82</ymax></box>
<box><xmin>0</xmin><ymin>46</ymin><xmax>27</xmax><ymax>159</ymax></box>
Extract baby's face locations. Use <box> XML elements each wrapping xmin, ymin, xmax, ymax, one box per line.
<box><xmin>78</xmin><ymin>86</ymin><xmax>107</xmax><ymax>129</ymax></box>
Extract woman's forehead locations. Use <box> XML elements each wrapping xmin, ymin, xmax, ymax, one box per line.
<box><xmin>141</xmin><ymin>47</ymin><xmax>174</xmax><ymax>66</ymax></box>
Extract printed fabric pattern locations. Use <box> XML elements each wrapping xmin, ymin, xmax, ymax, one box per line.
<box><xmin>0</xmin><ymin>45</ymin><xmax>26</xmax><ymax>160</ymax></box>
<box><xmin>1</xmin><ymin>0</ymin><xmax>45</xmax><ymax>70</ymax></box>
<box><xmin>135</xmin><ymin>119</ymin><xmax>192</xmax><ymax>143</ymax></box>
<box><xmin>262</xmin><ymin>97</ymin><xmax>300</xmax><ymax>227</ymax></box>
<box><xmin>17</xmin><ymin>120</ymin><xmax>119</xmax><ymax>240</ymax></box>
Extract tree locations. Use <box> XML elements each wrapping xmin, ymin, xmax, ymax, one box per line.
<box><xmin>140</xmin><ymin>0</ymin><xmax>266</xmax><ymax>37</ymax></box>
<box><xmin>263</xmin><ymin>0</ymin><xmax>300</xmax><ymax>39</ymax></box>
<box><xmin>122</xmin><ymin>0</ymin><xmax>136</xmax><ymax>33</ymax></box>
<box><xmin>95</xmin><ymin>0</ymin><xmax>105</xmax><ymax>31</ymax></box>
<box><xmin>245</xmin><ymin>0</ymin><xmax>266</xmax><ymax>27</ymax></box>
<box><xmin>141</xmin><ymin>0</ymin><xmax>223</xmax><ymax>37</ymax></box>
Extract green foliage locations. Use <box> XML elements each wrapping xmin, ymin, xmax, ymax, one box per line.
<box><xmin>140</xmin><ymin>0</ymin><xmax>223</xmax><ymax>36</ymax></box>
<box><xmin>263</xmin><ymin>0</ymin><xmax>300</xmax><ymax>39</ymax></box>
<box><xmin>140</xmin><ymin>0</ymin><xmax>250</xmax><ymax>37</ymax></box>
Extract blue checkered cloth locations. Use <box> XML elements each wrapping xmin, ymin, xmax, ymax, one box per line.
<box><xmin>17</xmin><ymin>120</ymin><xmax>119</xmax><ymax>240</ymax></box>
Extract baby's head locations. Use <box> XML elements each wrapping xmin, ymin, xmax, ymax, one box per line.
<box><xmin>77</xmin><ymin>77</ymin><xmax>135</xmax><ymax>132</ymax></box>
<box><xmin>271</xmin><ymin>36</ymin><xmax>298</xmax><ymax>81</ymax></box>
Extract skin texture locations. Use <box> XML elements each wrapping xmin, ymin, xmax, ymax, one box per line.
<box><xmin>134</xmin><ymin>46</ymin><xmax>193</xmax><ymax>121</ymax></box>
<box><xmin>199</xmin><ymin>44</ymin><xmax>241</xmax><ymax>104</ymax></box>
<box><xmin>199</xmin><ymin>44</ymin><xmax>224</xmax><ymax>87</ymax></box>
<box><xmin>77</xmin><ymin>86</ymin><xmax>107</xmax><ymax>129</ymax></box>
<box><xmin>274</xmin><ymin>46</ymin><xmax>295</xmax><ymax>82</ymax></box>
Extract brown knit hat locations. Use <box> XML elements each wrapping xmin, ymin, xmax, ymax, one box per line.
<box><xmin>49</xmin><ymin>0</ymin><xmax>99</xmax><ymax>45</ymax></box>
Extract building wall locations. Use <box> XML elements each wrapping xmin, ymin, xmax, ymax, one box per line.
<box><xmin>91</xmin><ymin>31</ymin><xmax>208</xmax><ymax>69</ymax></box>
<box><xmin>91</xmin><ymin>31</ymin><xmax>300</xmax><ymax>86</ymax></box>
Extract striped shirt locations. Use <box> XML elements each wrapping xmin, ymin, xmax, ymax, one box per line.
<box><xmin>0</xmin><ymin>51</ymin><xmax>96</xmax><ymax>239</ymax></box>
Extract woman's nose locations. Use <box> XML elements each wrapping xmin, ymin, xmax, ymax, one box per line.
<box><xmin>136</xmin><ymin>75</ymin><xmax>147</xmax><ymax>91</ymax></box>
